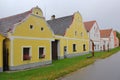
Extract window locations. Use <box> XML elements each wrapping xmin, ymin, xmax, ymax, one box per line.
<box><xmin>83</xmin><ymin>44</ymin><xmax>86</xmax><ymax>51</ymax></box>
<box><xmin>75</xmin><ymin>31</ymin><xmax>77</xmax><ymax>36</ymax></box>
<box><xmin>36</xmin><ymin>12</ymin><xmax>38</xmax><ymax>14</ymax></box>
<box><xmin>39</xmin><ymin>47</ymin><xmax>45</xmax><ymax>58</ymax></box>
<box><xmin>30</xmin><ymin>25</ymin><xmax>33</xmax><ymax>29</ymax></box>
<box><xmin>23</xmin><ymin>47</ymin><xmax>31</xmax><ymax>60</ymax></box>
<box><xmin>73</xmin><ymin>44</ymin><xmax>76</xmax><ymax>52</ymax></box>
<box><xmin>41</xmin><ymin>27</ymin><xmax>44</xmax><ymax>31</ymax></box>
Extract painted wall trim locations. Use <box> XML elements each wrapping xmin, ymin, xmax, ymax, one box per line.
<box><xmin>38</xmin><ymin>46</ymin><xmax>46</xmax><ymax>59</ymax></box>
<box><xmin>57</xmin><ymin>40</ymin><xmax>60</xmax><ymax>57</ymax></box>
<box><xmin>21</xmin><ymin>46</ymin><xmax>32</xmax><ymax>61</ymax></box>
<box><xmin>66</xmin><ymin>52</ymin><xmax>89</xmax><ymax>58</ymax></box>
<box><xmin>0</xmin><ymin>67</ymin><xmax>3</xmax><ymax>72</ymax></box>
<box><xmin>9</xmin><ymin>60</ymin><xmax>52</xmax><ymax>71</ymax></box>
<box><xmin>55</xmin><ymin>36</ymin><xmax>89</xmax><ymax>41</ymax></box>
<box><xmin>11</xmin><ymin>36</ymin><xmax>54</xmax><ymax>41</ymax></box>
<box><xmin>10</xmin><ymin>38</ymin><xmax>14</xmax><ymax>66</ymax></box>
<box><xmin>50</xmin><ymin>41</ymin><xmax>52</xmax><ymax>60</ymax></box>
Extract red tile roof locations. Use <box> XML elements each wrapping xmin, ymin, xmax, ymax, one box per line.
<box><xmin>100</xmin><ymin>29</ymin><xmax>112</xmax><ymax>38</ymax></box>
<box><xmin>84</xmin><ymin>20</ymin><xmax>96</xmax><ymax>32</ymax></box>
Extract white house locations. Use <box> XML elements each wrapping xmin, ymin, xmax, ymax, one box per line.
<box><xmin>100</xmin><ymin>29</ymin><xmax>114</xmax><ymax>51</ymax></box>
<box><xmin>84</xmin><ymin>20</ymin><xmax>101</xmax><ymax>51</ymax></box>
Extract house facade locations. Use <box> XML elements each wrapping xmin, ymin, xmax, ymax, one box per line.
<box><xmin>0</xmin><ymin>7</ymin><xmax>54</xmax><ymax>72</ymax></box>
<box><xmin>47</xmin><ymin>12</ymin><xmax>89</xmax><ymax>59</ymax></box>
<box><xmin>0</xmin><ymin>6</ymin><xmax>118</xmax><ymax>72</ymax></box>
<box><xmin>84</xmin><ymin>21</ymin><xmax>101</xmax><ymax>51</ymax></box>
<box><xmin>100</xmin><ymin>29</ymin><xmax>114</xmax><ymax>51</ymax></box>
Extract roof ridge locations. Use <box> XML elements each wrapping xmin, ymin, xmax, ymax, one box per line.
<box><xmin>84</xmin><ymin>20</ymin><xmax>96</xmax><ymax>23</ymax></box>
<box><xmin>100</xmin><ymin>28</ymin><xmax>112</xmax><ymax>31</ymax></box>
<box><xmin>84</xmin><ymin>20</ymin><xmax>96</xmax><ymax>32</ymax></box>
<box><xmin>47</xmin><ymin>14</ymin><xmax>73</xmax><ymax>36</ymax></box>
<box><xmin>47</xmin><ymin>15</ymin><xmax>73</xmax><ymax>21</ymax></box>
<box><xmin>100</xmin><ymin>28</ymin><xmax>113</xmax><ymax>38</ymax></box>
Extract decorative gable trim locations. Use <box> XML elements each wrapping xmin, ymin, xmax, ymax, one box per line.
<box><xmin>64</xmin><ymin>15</ymin><xmax>74</xmax><ymax>36</ymax></box>
<box><xmin>12</xmin><ymin>14</ymin><xmax>31</xmax><ymax>34</ymax></box>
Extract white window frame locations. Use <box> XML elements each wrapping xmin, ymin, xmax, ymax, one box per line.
<box><xmin>38</xmin><ymin>46</ymin><xmax>46</xmax><ymax>59</ymax></box>
<box><xmin>21</xmin><ymin>46</ymin><xmax>32</xmax><ymax>61</ymax></box>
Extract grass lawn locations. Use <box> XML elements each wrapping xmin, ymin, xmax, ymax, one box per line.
<box><xmin>0</xmin><ymin>47</ymin><xmax>120</xmax><ymax>80</ymax></box>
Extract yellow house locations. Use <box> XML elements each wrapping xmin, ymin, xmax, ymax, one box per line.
<box><xmin>47</xmin><ymin>12</ymin><xmax>89</xmax><ymax>60</ymax></box>
<box><xmin>0</xmin><ymin>34</ymin><xmax>5</xmax><ymax>72</ymax></box>
<box><xmin>0</xmin><ymin>7</ymin><xmax>54</xmax><ymax>72</ymax></box>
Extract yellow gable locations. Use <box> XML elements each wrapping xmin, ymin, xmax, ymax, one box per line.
<box><xmin>12</xmin><ymin>7</ymin><xmax>54</xmax><ymax>38</ymax></box>
<box><xmin>31</xmin><ymin>6</ymin><xmax>43</xmax><ymax>17</ymax></box>
<box><xmin>65</xmin><ymin>12</ymin><xmax>89</xmax><ymax>39</ymax></box>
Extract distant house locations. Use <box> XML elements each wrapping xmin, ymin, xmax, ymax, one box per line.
<box><xmin>84</xmin><ymin>21</ymin><xmax>101</xmax><ymax>51</ymax></box>
<box><xmin>47</xmin><ymin>12</ymin><xmax>89</xmax><ymax>59</ymax></box>
<box><xmin>100</xmin><ymin>29</ymin><xmax>114</xmax><ymax>51</ymax></box>
<box><xmin>0</xmin><ymin>7</ymin><xmax>54</xmax><ymax>72</ymax></box>
<box><xmin>114</xmin><ymin>31</ymin><xmax>119</xmax><ymax>47</ymax></box>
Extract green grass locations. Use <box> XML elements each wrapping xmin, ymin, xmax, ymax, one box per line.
<box><xmin>0</xmin><ymin>47</ymin><xmax>120</xmax><ymax>80</ymax></box>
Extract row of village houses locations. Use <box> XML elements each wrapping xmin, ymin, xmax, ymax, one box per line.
<box><xmin>0</xmin><ymin>7</ymin><xmax>119</xmax><ymax>72</ymax></box>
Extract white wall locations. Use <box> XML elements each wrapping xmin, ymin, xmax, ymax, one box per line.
<box><xmin>100</xmin><ymin>30</ymin><xmax>115</xmax><ymax>51</ymax></box>
<box><xmin>109</xmin><ymin>30</ymin><xmax>114</xmax><ymax>49</ymax></box>
<box><xmin>89</xmin><ymin>23</ymin><xmax>101</xmax><ymax>51</ymax></box>
<box><xmin>100</xmin><ymin>38</ymin><xmax>109</xmax><ymax>51</ymax></box>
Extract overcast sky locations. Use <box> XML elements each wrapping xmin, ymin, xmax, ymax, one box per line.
<box><xmin>0</xmin><ymin>0</ymin><xmax>120</xmax><ymax>31</ymax></box>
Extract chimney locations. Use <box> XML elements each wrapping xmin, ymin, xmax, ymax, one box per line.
<box><xmin>51</xmin><ymin>15</ymin><xmax>55</xmax><ymax>20</ymax></box>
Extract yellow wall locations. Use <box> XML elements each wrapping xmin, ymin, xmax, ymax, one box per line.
<box><xmin>59</xmin><ymin>38</ymin><xmax>67</xmax><ymax>57</ymax></box>
<box><xmin>56</xmin><ymin>12</ymin><xmax>89</xmax><ymax>57</ymax></box>
<box><xmin>65</xmin><ymin>12</ymin><xmax>89</xmax><ymax>39</ymax></box>
<box><xmin>67</xmin><ymin>39</ymin><xmax>89</xmax><ymax>54</ymax></box>
<box><xmin>13</xmin><ymin>39</ymin><xmax>51</xmax><ymax>66</ymax></box>
<box><xmin>13</xmin><ymin>16</ymin><xmax>53</xmax><ymax>38</ymax></box>
<box><xmin>0</xmin><ymin>35</ymin><xmax>5</xmax><ymax>68</ymax></box>
<box><xmin>8</xmin><ymin>7</ymin><xmax>54</xmax><ymax>66</ymax></box>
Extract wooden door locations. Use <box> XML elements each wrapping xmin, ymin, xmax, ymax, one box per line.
<box><xmin>3</xmin><ymin>40</ymin><xmax>9</xmax><ymax>71</ymax></box>
<box><xmin>52</xmin><ymin>40</ymin><xmax>58</xmax><ymax>60</ymax></box>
